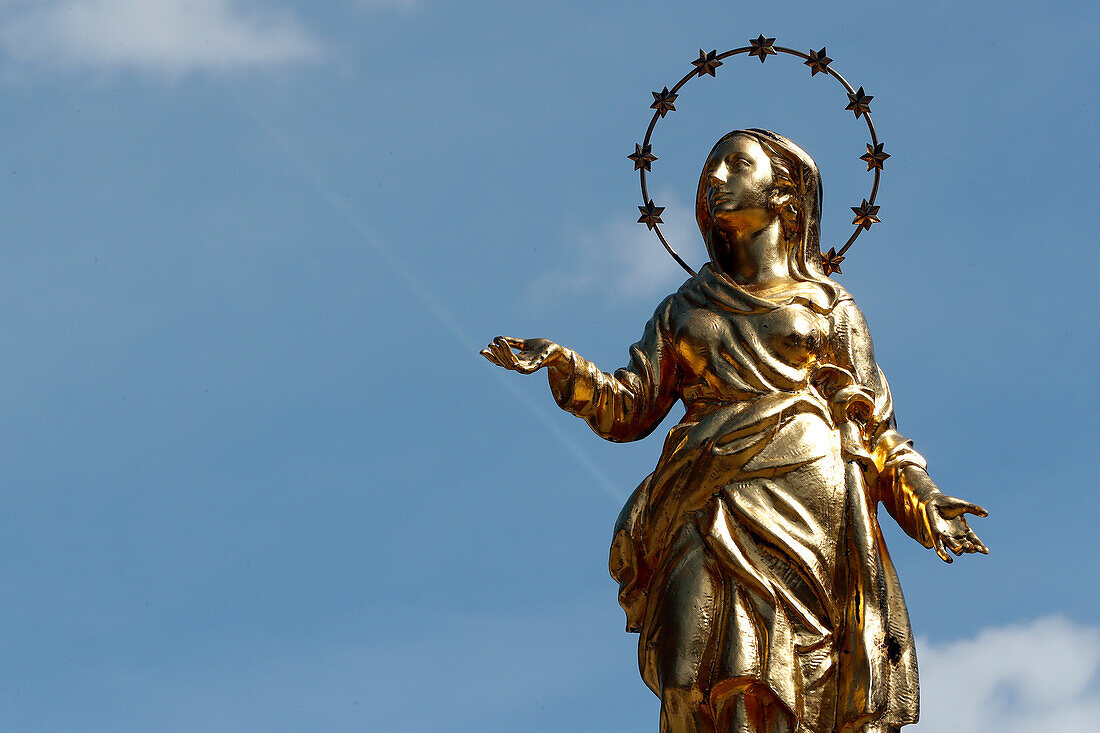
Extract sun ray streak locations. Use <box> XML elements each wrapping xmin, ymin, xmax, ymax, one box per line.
<box><xmin>231</xmin><ymin>95</ymin><xmax>624</xmax><ymax>502</ymax></box>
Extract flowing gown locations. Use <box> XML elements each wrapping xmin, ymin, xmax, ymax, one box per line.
<box><xmin>548</xmin><ymin>265</ymin><xmax>940</xmax><ymax>733</ymax></box>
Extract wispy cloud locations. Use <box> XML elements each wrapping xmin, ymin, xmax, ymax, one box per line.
<box><xmin>0</xmin><ymin>0</ymin><xmax>323</xmax><ymax>76</ymax></box>
<box><xmin>915</xmin><ymin>616</ymin><xmax>1100</xmax><ymax>732</ymax></box>
<box><xmin>528</xmin><ymin>194</ymin><xmax>704</xmax><ymax>307</ymax></box>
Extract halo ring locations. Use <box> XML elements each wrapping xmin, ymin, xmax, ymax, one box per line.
<box><xmin>633</xmin><ymin>37</ymin><xmax>884</xmax><ymax>277</ymax></box>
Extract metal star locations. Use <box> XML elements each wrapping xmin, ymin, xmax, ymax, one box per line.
<box><xmin>692</xmin><ymin>49</ymin><xmax>723</xmax><ymax>77</ymax></box>
<box><xmin>748</xmin><ymin>35</ymin><xmax>777</xmax><ymax>63</ymax></box>
<box><xmin>845</xmin><ymin>86</ymin><xmax>874</xmax><ymax>119</ymax></box>
<box><xmin>860</xmin><ymin>142</ymin><xmax>890</xmax><ymax>171</ymax></box>
<box><xmin>628</xmin><ymin>143</ymin><xmax>657</xmax><ymax>172</ymax></box>
<box><xmin>821</xmin><ymin>247</ymin><xmax>845</xmax><ymax>275</ymax></box>
<box><xmin>650</xmin><ymin>86</ymin><xmax>678</xmax><ymax>117</ymax></box>
<box><xmin>638</xmin><ymin>200</ymin><xmax>665</xmax><ymax>230</ymax></box>
<box><xmin>804</xmin><ymin>47</ymin><xmax>832</xmax><ymax>76</ymax></box>
<box><xmin>851</xmin><ymin>199</ymin><xmax>881</xmax><ymax>230</ymax></box>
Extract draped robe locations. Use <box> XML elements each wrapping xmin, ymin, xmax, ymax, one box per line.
<box><xmin>548</xmin><ymin>265</ymin><xmax>940</xmax><ymax>732</ymax></box>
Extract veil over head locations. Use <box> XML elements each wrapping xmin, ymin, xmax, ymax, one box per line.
<box><xmin>695</xmin><ymin>129</ymin><xmax>840</xmax><ymax>301</ymax></box>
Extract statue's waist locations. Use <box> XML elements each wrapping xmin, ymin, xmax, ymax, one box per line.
<box><xmin>681</xmin><ymin>390</ymin><xmax>830</xmax><ymax>425</ymax></box>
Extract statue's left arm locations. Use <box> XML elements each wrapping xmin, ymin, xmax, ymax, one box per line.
<box><xmin>829</xmin><ymin>299</ymin><xmax>988</xmax><ymax>562</ymax></box>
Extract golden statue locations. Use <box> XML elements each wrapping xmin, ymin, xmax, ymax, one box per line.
<box><xmin>482</xmin><ymin>43</ymin><xmax>987</xmax><ymax>733</ymax></box>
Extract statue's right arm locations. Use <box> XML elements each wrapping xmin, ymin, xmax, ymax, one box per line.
<box><xmin>483</xmin><ymin>296</ymin><xmax>680</xmax><ymax>443</ymax></box>
<box><xmin>829</xmin><ymin>299</ymin><xmax>988</xmax><ymax>561</ymax></box>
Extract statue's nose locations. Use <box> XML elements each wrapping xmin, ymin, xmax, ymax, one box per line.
<box><xmin>708</xmin><ymin>161</ymin><xmax>729</xmax><ymax>189</ymax></box>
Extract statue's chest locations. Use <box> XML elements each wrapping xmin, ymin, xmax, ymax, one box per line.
<box><xmin>673</xmin><ymin>304</ymin><xmax>829</xmax><ymax>375</ymax></box>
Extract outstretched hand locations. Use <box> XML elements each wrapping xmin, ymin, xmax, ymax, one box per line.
<box><xmin>925</xmin><ymin>492</ymin><xmax>989</xmax><ymax>564</ymax></box>
<box><xmin>899</xmin><ymin>466</ymin><xmax>988</xmax><ymax>563</ymax></box>
<box><xmin>480</xmin><ymin>336</ymin><xmax>564</xmax><ymax>375</ymax></box>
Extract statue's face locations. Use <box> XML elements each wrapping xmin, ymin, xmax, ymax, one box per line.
<box><xmin>703</xmin><ymin>135</ymin><xmax>776</xmax><ymax>233</ymax></box>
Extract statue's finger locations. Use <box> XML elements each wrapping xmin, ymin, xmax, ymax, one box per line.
<box><xmin>943</xmin><ymin>534</ymin><xmax>964</xmax><ymax>555</ymax></box>
<box><xmin>965</xmin><ymin>503</ymin><xmax>989</xmax><ymax>518</ymax></box>
<box><xmin>501</xmin><ymin>346</ymin><xmax>522</xmax><ymax>369</ymax></box>
<box><xmin>940</xmin><ymin>498</ymin><xmax>988</xmax><ymax>520</ymax></box>
<box><xmin>932</xmin><ymin>534</ymin><xmax>952</xmax><ymax>564</ymax></box>
<box><xmin>935</xmin><ymin>498</ymin><xmax>965</xmax><ymax>518</ymax></box>
<box><xmin>491</xmin><ymin>342</ymin><xmax>518</xmax><ymax>369</ymax></box>
<box><xmin>963</xmin><ymin>529</ymin><xmax>989</xmax><ymax>554</ymax></box>
<box><xmin>943</xmin><ymin>498</ymin><xmax>987</xmax><ymax>518</ymax></box>
<box><xmin>480</xmin><ymin>348</ymin><xmax>503</xmax><ymax>366</ymax></box>
<box><xmin>501</xmin><ymin>336</ymin><xmax>529</xmax><ymax>350</ymax></box>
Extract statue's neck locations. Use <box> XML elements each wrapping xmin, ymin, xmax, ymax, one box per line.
<box><xmin>710</xmin><ymin>221</ymin><xmax>791</xmax><ymax>287</ymax></box>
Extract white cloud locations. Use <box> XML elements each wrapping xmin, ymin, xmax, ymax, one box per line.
<box><xmin>528</xmin><ymin>194</ymin><xmax>705</xmax><ymax>307</ymax></box>
<box><xmin>914</xmin><ymin>616</ymin><xmax>1100</xmax><ymax>732</ymax></box>
<box><xmin>0</xmin><ymin>0</ymin><xmax>323</xmax><ymax>75</ymax></box>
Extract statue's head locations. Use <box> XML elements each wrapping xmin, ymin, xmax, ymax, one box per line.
<box><xmin>696</xmin><ymin>129</ymin><xmax>826</xmax><ymax>280</ymax></box>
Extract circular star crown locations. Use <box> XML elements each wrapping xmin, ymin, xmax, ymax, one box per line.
<box><xmin>631</xmin><ymin>36</ymin><xmax>889</xmax><ymax>277</ymax></box>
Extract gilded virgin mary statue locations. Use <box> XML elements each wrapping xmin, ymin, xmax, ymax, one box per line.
<box><xmin>483</xmin><ymin>127</ymin><xmax>987</xmax><ymax>733</ymax></box>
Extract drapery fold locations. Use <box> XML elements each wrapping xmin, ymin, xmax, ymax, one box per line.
<box><xmin>562</xmin><ymin>265</ymin><xmax>930</xmax><ymax>731</ymax></box>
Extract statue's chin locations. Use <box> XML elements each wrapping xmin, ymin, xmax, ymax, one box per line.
<box><xmin>710</xmin><ymin>220</ymin><xmax>752</xmax><ymax>241</ymax></box>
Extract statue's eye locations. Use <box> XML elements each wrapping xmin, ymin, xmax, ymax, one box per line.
<box><xmin>729</xmin><ymin>158</ymin><xmax>750</xmax><ymax>172</ymax></box>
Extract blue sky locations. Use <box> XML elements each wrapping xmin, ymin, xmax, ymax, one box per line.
<box><xmin>0</xmin><ymin>1</ymin><xmax>1096</xmax><ymax>730</ymax></box>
